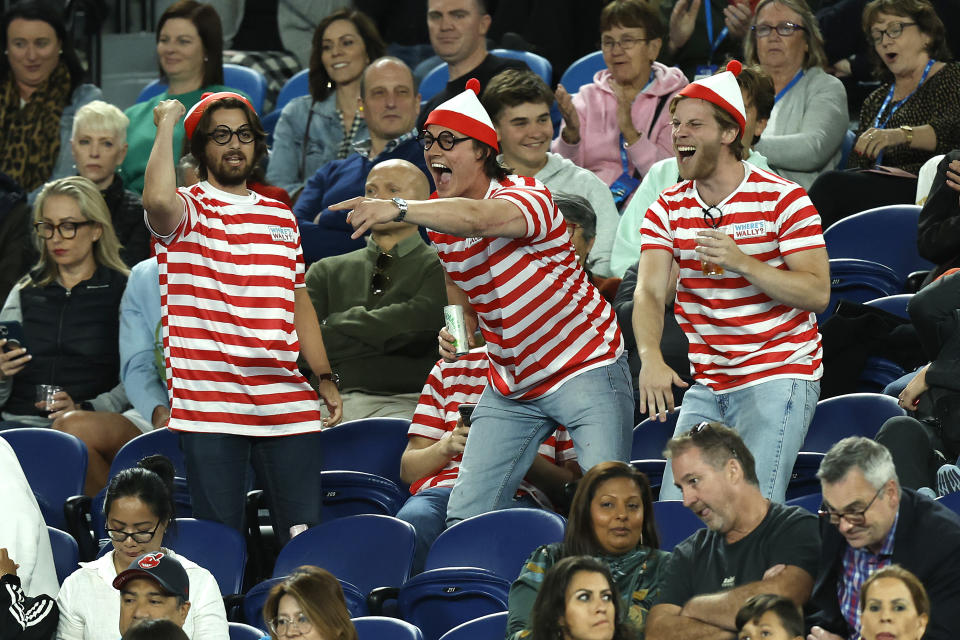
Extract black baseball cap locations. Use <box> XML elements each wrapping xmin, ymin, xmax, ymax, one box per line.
<box><xmin>112</xmin><ymin>552</ymin><xmax>190</xmax><ymax>601</ymax></box>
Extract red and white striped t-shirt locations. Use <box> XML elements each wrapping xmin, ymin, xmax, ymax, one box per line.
<box><xmin>640</xmin><ymin>164</ymin><xmax>825</xmax><ymax>392</ymax></box>
<box><xmin>428</xmin><ymin>176</ymin><xmax>622</xmax><ymax>400</ymax></box>
<box><xmin>408</xmin><ymin>348</ymin><xmax>576</xmax><ymax>509</ymax></box>
<box><xmin>148</xmin><ymin>182</ymin><xmax>321</xmax><ymax>435</ymax></box>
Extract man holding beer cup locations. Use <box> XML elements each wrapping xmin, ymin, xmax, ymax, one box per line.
<box><xmin>632</xmin><ymin>61</ymin><xmax>830</xmax><ymax>503</ymax></box>
<box><xmin>335</xmin><ymin>78</ymin><xmax>632</xmax><ymax>526</ymax></box>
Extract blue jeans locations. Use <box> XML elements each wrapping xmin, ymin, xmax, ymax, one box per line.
<box><xmin>657</xmin><ymin>378</ymin><xmax>820</xmax><ymax>503</ymax></box>
<box><xmin>445</xmin><ymin>353</ymin><xmax>633</xmax><ymax>526</ymax></box>
<box><xmin>179</xmin><ymin>431</ymin><xmax>324</xmax><ymax>546</ymax></box>
<box><xmin>396</xmin><ymin>486</ymin><xmax>538</xmax><ymax>574</ymax></box>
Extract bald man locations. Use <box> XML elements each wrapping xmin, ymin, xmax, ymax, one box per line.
<box><xmin>304</xmin><ymin>159</ymin><xmax>446</xmax><ymax>422</ymax></box>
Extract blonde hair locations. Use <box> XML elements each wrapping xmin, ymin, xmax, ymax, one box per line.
<box><xmin>71</xmin><ymin>100</ymin><xmax>130</xmax><ymax>143</ymax></box>
<box><xmin>30</xmin><ymin>176</ymin><xmax>129</xmax><ymax>287</ymax></box>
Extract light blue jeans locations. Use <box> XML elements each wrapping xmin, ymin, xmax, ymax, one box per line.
<box><xmin>445</xmin><ymin>353</ymin><xmax>634</xmax><ymax>526</ymax></box>
<box><xmin>657</xmin><ymin>378</ymin><xmax>820</xmax><ymax>503</ymax></box>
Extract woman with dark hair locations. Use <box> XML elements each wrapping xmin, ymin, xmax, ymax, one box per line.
<box><xmin>266</xmin><ymin>8</ymin><xmax>386</xmax><ymax>198</ymax></box>
<box><xmin>263</xmin><ymin>566</ymin><xmax>358</xmax><ymax>640</ymax></box>
<box><xmin>742</xmin><ymin>0</ymin><xmax>848</xmax><ymax>190</ymax></box>
<box><xmin>0</xmin><ymin>0</ymin><xmax>101</xmax><ymax>199</ymax></box>
<box><xmin>552</xmin><ymin>0</ymin><xmax>687</xmax><ymax>195</ymax></box>
<box><xmin>859</xmin><ymin>565</ymin><xmax>930</xmax><ymax>640</ymax></box>
<box><xmin>529</xmin><ymin>555</ymin><xmax>629</xmax><ymax>640</ymax></box>
<box><xmin>808</xmin><ymin>0</ymin><xmax>960</xmax><ymax>228</ymax></box>
<box><xmin>119</xmin><ymin>0</ymin><xmax>233</xmax><ymax>194</ymax></box>
<box><xmin>55</xmin><ymin>455</ymin><xmax>228</xmax><ymax>640</ymax></box>
<box><xmin>506</xmin><ymin>461</ymin><xmax>669</xmax><ymax>640</ymax></box>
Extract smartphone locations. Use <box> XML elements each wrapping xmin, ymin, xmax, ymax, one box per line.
<box><xmin>458</xmin><ymin>403</ymin><xmax>477</xmax><ymax>427</ymax></box>
<box><xmin>0</xmin><ymin>321</ymin><xmax>25</xmax><ymax>351</ymax></box>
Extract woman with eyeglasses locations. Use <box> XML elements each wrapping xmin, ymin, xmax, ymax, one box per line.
<box><xmin>807</xmin><ymin>0</ymin><xmax>960</xmax><ymax>229</ymax></box>
<box><xmin>552</xmin><ymin>0</ymin><xmax>687</xmax><ymax>199</ymax></box>
<box><xmin>56</xmin><ymin>455</ymin><xmax>229</xmax><ymax>640</ymax></box>
<box><xmin>0</xmin><ymin>176</ymin><xmax>128</xmax><ymax>431</ymax></box>
<box><xmin>742</xmin><ymin>0</ymin><xmax>848</xmax><ymax>191</ymax></box>
<box><xmin>263</xmin><ymin>566</ymin><xmax>358</xmax><ymax>640</ymax></box>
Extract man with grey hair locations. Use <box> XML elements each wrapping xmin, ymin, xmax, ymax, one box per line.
<box><xmin>806</xmin><ymin>436</ymin><xmax>960</xmax><ymax>640</ymax></box>
<box><xmin>553</xmin><ymin>193</ymin><xmax>596</xmax><ymax>271</ymax></box>
<box><xmin>647</xmin><ymin>422</ymin><xmax>820</xmax><ymax>640</ymax></box>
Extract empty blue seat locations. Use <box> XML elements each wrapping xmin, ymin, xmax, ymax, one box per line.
<box><xmin>786</xmin><ymin>452</ymin><xmax>825</xmax><ymax>500</ymax></box>
<box><xmin>438</xmin><ymin>611</ymin><xmax>508</xmax><ymax>640</ymax></box>
<box><xmin>651</xmin><ymin>500</ymin><xmax>705</xmax><ymax>551</ymax></box>
<box><xmin>397</xmin><ymin>568</ymin><xmax>511</xmax><ymax>640</ymax></box>
<box><xmin>820</xmin><ymin>259</ymin><xmax>904</xmax><ymax>324</ymax></box>
<box><xmin>320</xmin><ymin>470</ymin><xmax>407</xmax><ymax>521</ymax></box>
<box><xmin>320</xmin><ymin>417</ymin><xmax>410</xmax><ymax>487</ymax></box>
<box><xmin>418</xmin><ymin>63</ymin><xmax>448</xmax><ymax>102</ymax></box>
<box><xmin>48</xmin><ymin>526</ymin><xmax>79</xmax><ymax>585</ymax></box>
<box><xmin>632</xmin><ymin>411</ymin><xmax>681</xmax><ymax>460</ymax></box>
<box><xmin>802</xmin><ymin>393</ymin><xmax>905</xmax><ymax>453</ymax></box>
<box><xmin>489</xmin><ymin>49</ymin><xmax>552</xmax><ymax>84</ymax></box>
<box><xmin>559</xmin><ymin>51</ymin><xmax>605</xmax><ymax>94</ymax></box>
<box><xmin>1</xmin><ymin>429</ymin><xmax>86</xmax><ymax>530</ymax></box>
<box><xmin>353</xmin><ymin>616</ymin><xmax>424</xmax><ymax>640</ymax></box>
<box><xmin>275</xmin><ymin>68</ymin><xmax>310</xmax><ymax>113</ymax></box>
<box><xmin>164</xmin><ymin>518</ymin><xmax>247</xmax><ymax>596</ymax></box>
<box><xmin>864</xmin><ymin>294</ymin><xmax>913</xmax><ymax>319</ymax></box>
<box><xmin>630</xmin><ymin>459</ymin><xmax>667</xmax><ymax>492</ymax></box>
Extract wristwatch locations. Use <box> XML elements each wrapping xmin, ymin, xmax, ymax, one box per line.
<box><xmin>900</xmin><ymin>125</ymin><xmax>914</xmax><ymax>146</ymax></box>
<box><xmin>392</xmin><ymin>197</ymin><xmax>408</xmax><ymax>222</ymax></box>
<box><xmin>317</xmin><ymin>372</ymin><xmax>341</xmax><ymax>390</ymax></box>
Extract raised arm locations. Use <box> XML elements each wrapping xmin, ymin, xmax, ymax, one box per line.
<box><xmin>142</xmin><ymin>100</ymin><xmax>187</xmax><ymax>237</ymax></box>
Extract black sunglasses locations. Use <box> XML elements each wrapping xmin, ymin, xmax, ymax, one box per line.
<box><xmin>370</xmin><ymin>252</ymin><xmax>393</xmax><ymax>296</ymax></box>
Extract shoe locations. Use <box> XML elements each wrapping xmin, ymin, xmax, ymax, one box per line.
<box><xmin>936</xmin><ymin>464</ymin><xmax>960</xmax><ymax>497</ymax></box>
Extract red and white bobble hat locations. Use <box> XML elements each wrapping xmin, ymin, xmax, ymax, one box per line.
<box><xmin>423</xmin><ymin>78</ymin><xmax>499</xmax><ymax>152</ymax></box>
<box><xmin>675</xmin><ymin>60</ymin><xmax>746</xmax><ymax>134</ymax></box>
<box><xmin>183</xmin><ymin>91</ymin><xmax>256</xmax><ymax>140</ymax></box>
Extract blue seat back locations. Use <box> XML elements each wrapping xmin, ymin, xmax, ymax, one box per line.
<box><xmin>48</xmin><ymin>526</ymin><xmax>79</xmax><ymax>585</ymax></box>
<box><xmin>786</xmin><ymin>452</ymin><xmax>825</xmax><ymax>500</ymax></box>
<box><xmin>272</xmin><ymin>514</ymin><xmax>416</xmax><ymax>597</ymax></box>
<box><xmin>651</xmin><ymin>500</ymin><xmax>706</xmax><ymax>551</ymax></box>
<box><xmin>632</xmin><ymin>411</ymin><xmax>680</xmax><ymax>460</ymax></box>
<box><xmin>864</xmin><ymin>294</ymin><xmax>913</xmax><ymax>320</ymax></box>
<box><xmin>418</xmin><ymin>63</ymin><xmax>448</xmax><ymax>102</ymax></box>
<box><xmin>937</xmin><ymin>492</ymin><xmax>960</xmax><ymax>516</ymax></box>
<box><xmin>559</xmin><ymin>51</ymin><xmax>605</xmax><ymax>94</ymax></box>
<box><xmin>438</xmin><ymin>611</ymin><xmax>508</xmax><ymax>640</ymax></box>
<box><xmin>398</xmin><ymin>568</ymin><xmax>511</xmax><ymax>640</ymax></box>
<box><xmin>353</xmin><ymin>616</ymin><xmax>424</xmax><ymax>640</ymax></box>
<box><xmin>262</xmin><ymin>109</ymin><xmax>281</xmax><ymax>146</ymax></box>
<box><xmin>136</xmin><ymin>64</ymin><xmax>267</xmax><ymax>113</ymax></box>
<box><xmin>820</xmin><ymin>259</ymin><xmax>904</xmax><ymax>324</ymax></box>
<box><xmin>489</xmin><ymin>49</ymin><xmax>552</xmax><ymax>84</ymax></box>
<box><xmin>786</xmin><ymin>492</ymin><xmax>823</xmax><ymax>515</ymax></box>
<box><xmin>837</xmin><ymin>129</ymin><xmax>855</xmax><ymax>169</ymax></box>
<box><xmin>244</xmin><ymin>577</ymin><xmax>367</xmax><ymax>631</ymax></box>
<box><xmin>802</xmin><ymin>393</ymin><xmax>905</xmax><ymax>453</ymax></box>
<box><xmin>630</xmin><ymin>459</ymin><xmax>666</xmax><ymax>491</ymax></box>
<box><xmin>275</xmin><ymin>68</ymin><xmax>310</xmax><ymax>113</ymax></box>
<box><xmin>823</xmin><ymin>205</ymin><xmax>934</xmax><ymax>283</ymax></box>
<box><xmin>423</xmin><ymin>508</ymin><xmax>565</xmax><ymax>580</ymax></box>
<box><xmin>110</xmin><ymin>427</ymin><xmax>187</xmax><ymax>478</ymax></box>
<box><xmin>163</xmin><ymin>518</ymin><xmax>247</xmax><ymax>595</ymax></box>
<box><xmin>229</xmin><ymin>622</ymin><xmax>266</xmax><ymax>640</ymax></box>
<box><xmin>320</xmin><ymin>470</ymin><xmax>408</xmax><ymax>521</ymax></box>
<box><xmin>319</xmin><ymin>418</ymin><xmax>410</xmax><ymax>487</ymax></box>
<box><xmin>1</xmin><ymin>429</ymin><xmax>87</xmax><ymax>529</ymax></box>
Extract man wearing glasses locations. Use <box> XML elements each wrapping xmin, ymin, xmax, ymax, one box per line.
<box><xmin>141</xmin><ymin>92</ymin><xmax>341</xmax><ymax>545</ymax></box>
<box><xmin>304</xmin><ymin>159</ymin><xmax>446</xmax><ymax>423</ymax></box>
<box><xmin>337</xmin><ymin>80</ymin><xmax>632</xmax><ymax>526</ymax></box>
<box><xmin>807</xmin><ymin>437</ymin><xmax>960</xmax><ymax>640</ymax></box>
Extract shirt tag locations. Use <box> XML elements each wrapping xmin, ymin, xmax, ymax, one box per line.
<box><xmin>732</xmin><ymin>221</ymin><xmax>766</xmax><ymax>241</ymax></box>
<box><xmin>694</xmin><ymin>65</ymin><xmax>719</xmax><ymax>80</ymax></box>
<box><xmin>268</xmin><ymin>226</ymin><xmax>296</xmax><ymax>243</ymax></box>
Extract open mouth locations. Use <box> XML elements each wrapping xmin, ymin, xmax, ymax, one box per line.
<box><xmin>884</xmin><ymin>52</ymin><xmax>898</xmax><ymax>64</ymax></box>
<box><xmin>677</xmin><ymin>145</ymin><xmax>696</xmax><ymax>162</ymax></box>
<box><xmin>431</xmin><ymin>162</ymin><xmax>453</xmax><ymax>187</ymax></box>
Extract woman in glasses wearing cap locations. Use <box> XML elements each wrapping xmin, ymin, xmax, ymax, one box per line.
<box><xmin>56</xmin><ymin>455</ymin><xmax>228</xmax><ymax>640</ymax></box>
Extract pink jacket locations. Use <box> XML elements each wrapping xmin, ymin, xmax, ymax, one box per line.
<box><xmin>552</xmin><ymin>62</ymin><xmax>688</xmax><ymax>186</ymax></box>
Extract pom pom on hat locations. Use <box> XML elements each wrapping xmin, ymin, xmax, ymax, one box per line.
<box><xmin>183</xmin><ymin>91</ymin><xmax>256</xmax><ymax>140</ymax></box>
<box><xmin>424</xmin><ymin>78</ymin><xmax>499</xmax><ymax>151</ymax></box>
<box><xmin>676</xmin><ymin>61</ymin><xmax>747</xmax><ymax>134</ymax></box>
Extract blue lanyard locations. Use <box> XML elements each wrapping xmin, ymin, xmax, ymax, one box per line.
<box><xmin>704</xmin><ymin>0</ymin><xmax>728</xmax><ymax>59</ymax></box>
<box><xmin>774</xmin><ymin>70</ymin><xmax>804</xmax><ymax>103</ymax></box>
<box><xmin>872</xmin><ymin>59</ymin><xmax>934</xmax><ymax>130</ymax></box>
<box><xmin>618</xmin><ymin>70</ymin><xmax>656</xmax><ymax>172</ymax></box>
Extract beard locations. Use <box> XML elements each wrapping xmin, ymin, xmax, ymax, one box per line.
<box><xmin>677</xmin><ymin>137</ymin><xmax>723</xmax><ymax>182</ymax></box>
<box><xmin>205</xmin><ymin>151</ymin><xmax>255</xmax><ymax>187</ymax></box>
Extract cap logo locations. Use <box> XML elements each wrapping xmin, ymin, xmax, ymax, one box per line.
<box><xmin>138</xmin><ymin>552</ymin><xmax>164</xmax><ymax>569</ymax></box>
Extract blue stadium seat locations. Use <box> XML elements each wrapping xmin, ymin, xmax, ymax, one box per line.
<box><xmin>937</xmin><ymin>492</ymin><xmax>960</xmax><ymax>516</ymax></box>
<box><xmin>632</xmin><ymin>411</ymin><xmax>681</xmax><ymax>460</ymax></box>
<box><xmin>397</xmin><ymin>568</ymin><xmax>511</xmax><ymax>640</ymax></box>
<box><xmin>651</xmin><ymin>500</ymin><xmax>705</xmax><ymax>551</ymax></box>
<box><xmin>820</xmin><ymin>259</ymin><xmax>904</xmax><ymax>324</ymax></box>
<box><xmin>228</xmin><ymin>622</ymin><xmax>266</xmax><ymax>640</ymax></box>
<box><xmin>786</xmin><ymin>452</ymin><xmax>825</xmax><ymax>500</ymax></box>
<box><xmin>353</xmin><ymin>616</ymin><xmax>424</xmax><ymax>640</ymax></box>
<box><xmin>418</xmin><ymin>63</ymin><xmax>448</xmax><ymax>103</ymax></box>
<box><xmin>836</xmin><ymin>129</ymin><xmax>855</xmax><ymax>169</ymax></box>
<box><xmin>857</xmin><ymin>295</ymin><xmax>915</xmax><ymax>392</ymax></box>
<box><xmin>864</xmin><ymin>294</ymin><xmax>913</xmax><ymax>319</ymax></box>
<box><xmin>489</xmin><ymin>49</ymin><xmax>553</xmax><ymax>84</ymax></box>
<box><xmin>273</xmin><ymin>515</ymin><xmax>416</xmax><ymax>599</ymax></box>
<box><xmin>424</xmin><ymin>508</ymin><xmax>565</xmax><ymax>581</ymax></box>
<box><xmin>438</xmin><ymin>612</ymin><xmax>508</xmax><ymax>640</ymax></box>
<box><xmin>320</xmin><ymin>470</ymin><xmax>408</xmax><ymax>521</ymax></box>
<box><xmin>630</xmin><ymin>459</ymin><xmax>667</xmax><ymax>492</ymax></box>
<box><xmin>275</xmin><ymin>68</ymin><xmax>310</xmax><ymax>113</ymax></box>
<box><xmin>242</xmin><ymin>577</ymin><xmax>369</xmax><ymax>630</ymax></box>
<box><xmin>136</xmin><ymin>64</ymin><xmax>268</xmax><ymax>113</ymax></box>
<box><xmin>802</xmin><ymin>393</ymin><xmax>905</xmax><ymax>453</ymax></box>
<box><xmin>823</xmin><ymin>205</ymin><xmax>934</xmax><ymax>287</ymax></box>
<box><xmin>559</xmin><ymin>51</ymin><xmax>605</xmax><ymax>95</ymax></box>
<box><xmin>262</xmin><ymin>109</ymin><xmax>281</xmax><ymax>146</ymax></box>
<box><xmin>786</xmin><ymin>492</ymin><xmax>823</xmax><ymax>515</ymax></box>
<box><xmin>48</xmin><ymin>526</ymin><xmax>79</xmax><ymax>585</ymax></box>
<box><xmin>1</xmin><ymin>429</ymin><xmax>86</xmax><ymax>530</ymax></box>
<box><xmin>110</xmin><ymin>427</ymin><xmax>187</xmax><ymax>478</ymax></box>
<box><xmin>164</xmin><ymin>518</ymin><xmax>247</xmax><ymax>596</ymax></box>
<box><xmin>320</xmin><ymin>417</ymin><xmax>410</xmax><ymax>487</ymax></box>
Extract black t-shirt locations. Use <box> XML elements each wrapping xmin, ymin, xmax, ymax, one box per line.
<box><xmin>417</xmin><ymin>53</ymin><xmax>528</xmax><ymax>131</ymax></box>
<box><xmin>658</xmin><ymin>502</ymin><xmax>821</xmax><ymax>607</ymax></box>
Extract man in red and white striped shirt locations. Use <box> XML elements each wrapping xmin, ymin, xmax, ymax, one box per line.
<box><xmin>632</xmin><ymin>62</ymin><xmax>830</xmax><ymax>504</ymax></box>
<box><xmin>337</xmin><ymin>79</ymin><xmax>634</xmax><ymax>525</ymax></box>
<box><xmin>142</xmin><ymin>93</ymin><xmax>342</xmax><ymax>544</ymax></box>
